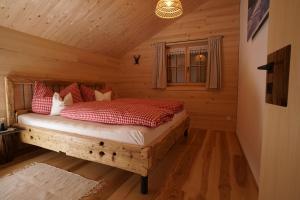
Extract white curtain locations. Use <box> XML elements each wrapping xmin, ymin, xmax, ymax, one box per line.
<box><xmin>152</xmin><ymin>42</ymin><xmax>167</xmax><ymax>89</ymax></box>
<box><xmin>207</xmin><ymin>36</ymin><xmax>222</xmax><ymax>89</ymax></box>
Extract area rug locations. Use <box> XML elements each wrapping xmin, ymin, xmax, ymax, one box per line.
<box><xmin>0</xmin><ymin>162</ymin><xmax>103</xmax><ymax>200</ymax></box>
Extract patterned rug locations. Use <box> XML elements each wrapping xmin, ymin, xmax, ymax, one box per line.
<box><xmin>0</xmin><ymin>163</ymin><xmax>103</xmax><ymax>200</ymax></box>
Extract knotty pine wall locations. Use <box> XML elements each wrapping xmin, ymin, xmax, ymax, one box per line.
<box><xmin>113</xmin><ymin>0</ymin><xmax>240</xmax><ymax>131</ymax></box>
<box><xmin>0</xmin><ymin>26</ymin><xmax>119</xmax><ymax>119</ymax></box>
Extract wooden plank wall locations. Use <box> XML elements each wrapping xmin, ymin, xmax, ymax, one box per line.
<box><xmin>0</xmin><ymin>0</ymin><xmax>205</xmax><ymax>57</ymax></box>
<box><xmin>0</xmin><ymin>26</ymin><xmax>119</xmax><ymax>119</ymax></box>
<box><xmin>112</xmin><ymin>0</ymin><xmax>240</xmax><ymax>131</ymax></box>
<box><xmin>259</xmin><ymin>0</ymin><xmax>300</xmax><ymax>199</ymax></box>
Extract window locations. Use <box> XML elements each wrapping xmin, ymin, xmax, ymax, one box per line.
<box><xmin>166</xmin><ymin>42</ymin><xmax>208</xmax><ymax>87</ymax></box>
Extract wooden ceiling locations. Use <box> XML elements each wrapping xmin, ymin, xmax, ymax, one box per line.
<box><xmin>0</xmin><ymin>0</ymin><xmax>205</xmax><ymax>57</ymax></box>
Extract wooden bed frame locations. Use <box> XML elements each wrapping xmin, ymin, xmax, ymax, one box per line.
<box><xmin>4</xmin><ymin>75</ymin><xmax>190</xmax><ymax>194</ymax></box>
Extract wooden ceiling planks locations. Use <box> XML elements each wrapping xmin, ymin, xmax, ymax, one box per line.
<box><xmin>0</xmin><ymin>0</ymin><xmax>205</xmax><ymax>57</ymax></box>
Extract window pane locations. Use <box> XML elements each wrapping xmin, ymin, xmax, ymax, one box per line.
<box><xmin>167</xmin><ymin>52</ymin><xmax>185</xmax><ymax>83</ymax></box>
<box><xmin>190</xmin><ymin>53</ymin><xmax>201</xmax><ymax>66</ymax></box>
<box><xmin>200</xmin><ymin>66</ymin><xmax>207</xmax><ymax>83</ymax></box>
<box><xmin>190</xmin><ymin>67</ymin><xmax>200</xmax><ymax>83</ymax></box>
<box><xmin>177</xmin><ymin>67</ymin><xmax>185</xmax><ymax>83</ymax></box>
<box><xmin>167</xmin><ymin>55</ymin><xmax>171</xmax><ymax>67</ymax></box>
<box><xmin>190</xmin><ymin>52</ymin><xmax>207</xmax><ymax>65</ymax></box>
<box><xmin>190</xmin><ymin>51</ymin><xmax>207</xmax><ymax>83</ymax></box>
<box><xmin>200</xmin><ymin>52</ymin><xmax>208</xmax><ymax>66</ymax></box>
<box><xmin>167</xmin><ymin>68</ymin><xmax>172</xmax><ymax>82</ymax></box>
<box><xmin>190</xmin><ymin>66</ymin><xmax>207</xmax><ymax>83</ymax></box>
<box><xmin>177</xmin><ymin>54</ymin><xmax>185</xmax><ymax>66</ymax></box>
<box><xmin>167</xmin><ymin>67</ymin><xmax>176</xmax><ymax>83</ymax></box>
<box><xmin>169</xmin><ymin>54</ymin><xmax>177</xmax><ymax>67</ymax></box>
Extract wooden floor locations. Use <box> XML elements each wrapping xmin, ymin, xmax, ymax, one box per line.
<box><xmin>0</xmin><ymin>129</ymin><xmax>258</xmax><ymax>200</ymax></box>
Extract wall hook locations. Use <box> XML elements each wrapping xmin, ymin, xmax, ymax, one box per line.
<box><xmin>257</xmin><ymin>62</ymin><xmax>274</xmax><ymax>70</ymax></box>
<box><xmin>133</xmin><ymin>55</ymin><xmax>141</xmax><ymax>65</ymax></box>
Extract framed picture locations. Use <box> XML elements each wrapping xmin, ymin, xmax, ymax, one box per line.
<box><xmin>247</xmin><ymin>0</ymin><xmax>270</xmax><ymax>41</ymax></box>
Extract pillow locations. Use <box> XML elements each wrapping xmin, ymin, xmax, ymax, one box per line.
<box><xmin>60</xmin><ymin>83</ymin><xmax>83</xmax><ymax>103</ymax></box>
<box><xmin>32</xmin><ymin>97</ymin><xmax>52</xmax><ymax>115</ymax></box>
<box><xmin>33</xmin><ymin>81</ymin><xmax>53</xmax><ymax>98</ymax></box>
<box><xmin>95</xmin><ymin>90</ymin><xmax>112</xmax><ymax>101</ymax></box>
<box><xmin>50</xmin><ymin>92</ymin><xmax>73</xmax><ymax>116</ymax></box>
<box><xmin>101</xmin><ymin>87</ymin><xmax>113</xmax><ymax>93</ymax></box>
<box><xmin>80</xmin><ymin>85</ymin><xmax>95</xmax><ymax>102</ymax></box>
<box><xmin>32</xmin><ymin>81</ymin><xmax>54</xmax><ymax>114</ymax></box>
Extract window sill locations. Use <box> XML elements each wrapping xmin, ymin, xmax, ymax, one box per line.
<box><xmin>166</xmin><ymin>85</ymin><xmax>208</xmax><ymax>91</ymax></box>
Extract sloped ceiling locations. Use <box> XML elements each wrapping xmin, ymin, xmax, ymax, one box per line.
<box><xmin>0</xmin><ymin>0</ymin><xmax>205</xmax><ymax>57</ymax></box>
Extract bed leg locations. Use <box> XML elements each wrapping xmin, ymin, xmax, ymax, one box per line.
<box><xmin>141</xmin><ymin>176</ymin><xmax>148</xmax><ymax>194</ymax></box>
<box><xmin>184</xmin><ymin>129</ymin><xmax>189</xmax><ymax>137</ymax></box>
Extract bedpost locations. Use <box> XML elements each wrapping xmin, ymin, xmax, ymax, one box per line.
<box><xmin>4</xmin><ymin>77</ymin><xmax>15</xmax><ymax>127</ymax></box>
<box><xmin>141</xmin><ymin>176</ymin><xmax>148</xmax><ymax>194</ymax></box>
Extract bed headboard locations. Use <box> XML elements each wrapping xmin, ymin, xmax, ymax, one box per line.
<box><xmin>4</xmin><ymin>75</ymin><xmax>105</xmax><ymax>126</ymax></box>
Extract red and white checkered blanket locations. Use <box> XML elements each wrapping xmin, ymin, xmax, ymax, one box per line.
<box><xmin>115</xmin><ymin>98</ymin><xmax>184</xmax><ymax>113</ymax></box>
<box><xmin>60</xmin><ymin>99</ymin><xmax>184</xmax><ymax>127</ymax></box>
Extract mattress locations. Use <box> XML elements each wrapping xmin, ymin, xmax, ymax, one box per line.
<box><xmin>18</xmin><ymin>110</ymin><xmax>188</xmax><ymax>146</ymax></box>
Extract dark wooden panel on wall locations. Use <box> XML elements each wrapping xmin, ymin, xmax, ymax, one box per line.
<box><xmin>259</xmin><ymin>45</ymin><xmax>291</xmax><ymax>107</ymax></box>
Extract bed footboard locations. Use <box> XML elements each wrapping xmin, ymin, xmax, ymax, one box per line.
<box><xmin>18</xmin><ymin>126</ymin><xmax>151</xmax><ymax>176</ymax></box>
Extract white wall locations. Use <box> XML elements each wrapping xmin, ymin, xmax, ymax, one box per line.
<box><xmin>259</xmin><ymin>0</ymin><xmax>300</xmax><ymax>199</ymax></box>
<box><xmin>236</xmin><ymin>0</ymin><xmax>268</xmax><ymax>185</ymax></box>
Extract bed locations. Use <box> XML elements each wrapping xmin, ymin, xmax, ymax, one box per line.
<box><xmin>4</xmin><ymin>75</ymin><xmax>190</xmax><ymax>194</ymax></box>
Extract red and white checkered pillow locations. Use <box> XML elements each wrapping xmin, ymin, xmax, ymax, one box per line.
<box><xmin>31</xmin><ymin>81</ymin><xmax>54</xmax><ymax>115</ymax></box>
<box><xmin>101</xmin><ymin>87</ymin><xmax>112</xmax><ymax>93</ymax></box>
<box><xmin>33</xmin><ymin>81</ymin><xmax>54</xmax><ymax>98</ymax></box>
<box><xmin>80</xmin><ymin>85</ymin><xmax>113</xmax><ymax>102</ymax></box>
<box><xmin>60</xmin><ymin>83</ymin><xmax>83</xmax><ymax>103</ymax></box>
<box><xmin>32</xmin><ymin>97</ymin><xmax>52</xmax><ymax>115</ymax></box>
<box><xmin>80</xmin><ymin>85</ymin><xmax>95</xmax><ymax>102</ymax></box>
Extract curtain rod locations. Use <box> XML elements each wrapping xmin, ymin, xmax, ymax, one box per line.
<box><xmin>166</xmin><ymin>38</ymin><xmax>207</xmax><ymax>46</ymax></box>
<box><xmin>151</xmin><ymin>35</ymin><xmax>224</xmax><ymax>46</ymax></box>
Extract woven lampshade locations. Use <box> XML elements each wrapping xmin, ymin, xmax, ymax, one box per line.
<box><xmin>155</xmin><ymin>0</ymin><xmax>183</xmax><ymax>19</ymax></box>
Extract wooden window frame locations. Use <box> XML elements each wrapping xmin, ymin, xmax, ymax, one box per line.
<box><xmin>166</xmin><ymin>41</ymin><xmax>208</xmax><ymax>90</ymax></box>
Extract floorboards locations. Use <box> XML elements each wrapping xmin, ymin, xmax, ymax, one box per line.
<box><xmin>0</xmin><ymin>129</ymin><xmax>258</xmax><ymax>200</ymax></box>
